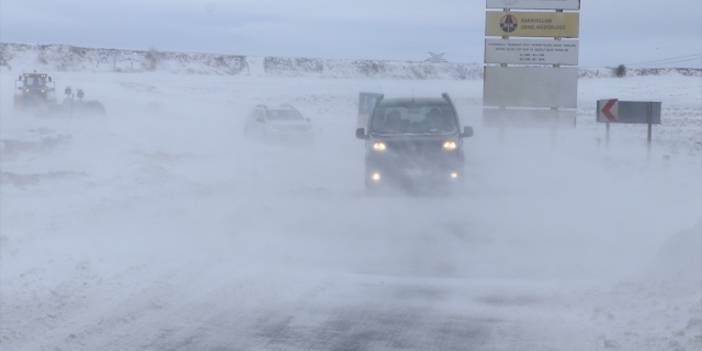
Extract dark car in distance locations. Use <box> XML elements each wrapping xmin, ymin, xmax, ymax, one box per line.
<box><xmin>244</xmin><ymin>104</ymin><xmax>312</xmax><ymax>143</ymax></box>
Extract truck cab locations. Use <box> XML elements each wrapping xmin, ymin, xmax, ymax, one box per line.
<box><xmin>14</xmin><ymin>72</ymin><xmax>56</xmax><ymax>110</ymax></box>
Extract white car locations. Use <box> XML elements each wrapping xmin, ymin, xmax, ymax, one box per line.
<box><xmin>244</xmin><ymin>104</ymin><xmax>312</xmax><ymax>141</ymax></box>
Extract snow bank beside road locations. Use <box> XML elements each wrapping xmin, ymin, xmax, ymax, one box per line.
<box><xmin>652</xmin><ymin>222</ymin><xmax>702</xmax><ymax>289</ymax></box>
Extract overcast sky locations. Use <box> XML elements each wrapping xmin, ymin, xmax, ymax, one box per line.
<box><xmin>1</xmin><ymin>0</ymin><xmax>701</xmax><ymax>67</ymax></box>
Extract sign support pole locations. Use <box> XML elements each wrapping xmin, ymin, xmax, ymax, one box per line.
<box><xmin>551</xmin><ymin>32</ymin><xmax>562</xmax><ymax>147</ymax></box>
<box><xmin>605</xmin><ymin>122</ymin><xmax>610</xmax><ymax>148</ymax></box>
<box><xmin>647</xmin><ymin>122</ymin><xmax>652</xmax><ymax>160</ymax></box>
<box><xmin>647</xmin><ymin>103</ymin><xmax>653</xmax><ymax>159</ymax></box>
<box><xmin>597</xmin><ymin>100</ymin><xmax>662</xmax><ymax>155</ymax></box>
<box><xmin>498</xmin><ymin>29</ymin><xmax>508</xmax><ymax>143</ymax></box>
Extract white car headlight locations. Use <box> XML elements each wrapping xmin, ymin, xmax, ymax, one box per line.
<box><xmin>372</xmin><ymin>142</ymin><xmax>387</xmax><ymax>152</ymax></box>
<box><xmin>442</xmin><ymin>140</ymin><xmax>458</xmax><ymax>151</ymax></box>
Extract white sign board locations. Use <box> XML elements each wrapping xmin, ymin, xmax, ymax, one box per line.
<box><xmin>483</xmin><ymin>108</ymin><xmax>576</xmax><ymax>128</ymax></box>
<box><xmin>485</xmin><ymin>39</ymin><xmax>579</xmax><ymax>65</ymax></box>
<box><xmin>484</xmin><ymin>66</ymin><xmax>578</xmax><ymax>108</ymax></box>
<box><xmin>486</xmin><ymin>0</ymin><xmax>580</xmax><ymax>10</ymax></box>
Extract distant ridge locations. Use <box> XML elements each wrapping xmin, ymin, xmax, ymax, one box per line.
<box><xmin>0</xmin><ymin>43</ymin><xmax>481</xmax><ymax>80</ymax></box>
<box><xmin>1</xmin><ymin>43</ymin><xmax>700</xmax><ymax>79</ymax></box>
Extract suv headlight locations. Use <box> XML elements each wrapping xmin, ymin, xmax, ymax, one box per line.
<box><xmin>442</xmin><ymin>140</ymin><xmax>457</xmax><ymax>151</ymax></box>
<box><xmin>372</xmin><ymin>141</ymin><xmax>387</xmax><ymax>152</ymax></box>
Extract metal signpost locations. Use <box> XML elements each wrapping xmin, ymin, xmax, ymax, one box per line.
<box><xmin>483</xmin><ymin>0</ymin><xmax>581</xmax><ymax>129</ymax></box>
<box><xmin>597</xmin><ymin>99</ymin><xmax>663</xmax><ymax>155</ymax></box>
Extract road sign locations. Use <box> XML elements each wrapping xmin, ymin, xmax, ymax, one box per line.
<box><xmin>597</xmin><ymin>100</ymin><xmax>662</xmax><ymax>153</ymax></box>
<box><xmin>486</xmin><ymin>11</ymin><xmax>580</xmax><ymax>38</ymax></box>
<box><xmin>484</xmin><ymin>66</ymin><xmax>578</xmax><ymax>108</ymax></box>
<box><xmin>483</xmin><ymin>108</ymin><xmax>576</xmax><ymax>128</ymax></box>
<box><xmin>485</xmin><ymin>38</ymin><xmax>579</xmax><ymax>65</ymax></box>
<box><xmin>597</xmin><ymin>100</ymin><xmax>662</xmax><ymax>124</ymax></box>
<box><xmin>597</xmin><ymin>99</ymin><xmax>618</xmax><ymax>122</ymax></box>
<box><xmin>486</xmin><ymin>0</ymin><xmax>580</xmax><ymax>10</ymax></box>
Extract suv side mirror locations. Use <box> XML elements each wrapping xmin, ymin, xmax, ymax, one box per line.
<box><xmin>355</xmin><ymin>128</ymin><xmax>368</xmax><ymax>140</ymax></box>
<box><xmin>461</xmin><ymin>126</ymin><xmax>474</xmax><ymax>138</ymax></box>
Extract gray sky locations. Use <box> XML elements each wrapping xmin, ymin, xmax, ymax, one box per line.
<box><xmin>1</xmin><ymin>0</ymin><xmax>701</xmax><ymax>67</ymax></box>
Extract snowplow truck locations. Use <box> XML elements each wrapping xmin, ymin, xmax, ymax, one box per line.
<box><xmin>14</xmin><ymin>72</ymin><xmax>57</xmax><ymax>111</ymax></box>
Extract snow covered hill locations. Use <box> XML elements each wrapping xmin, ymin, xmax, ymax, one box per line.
<box><xmin>3</xmin><ymin>42</ymin><xmax>700</xmax><ymax>80</ymax></box>
<box><xmin>0</xmin><ymin>43</ymin><xmax>482</xmax><ymax>79</ymax></box>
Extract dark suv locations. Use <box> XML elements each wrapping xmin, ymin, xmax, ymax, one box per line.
<box><xmin>355</xmin><ymin>93</ymin><xmax>474</xmax><ymax>191</ymax></box>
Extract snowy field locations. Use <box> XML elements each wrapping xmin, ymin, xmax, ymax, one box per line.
<box><xmin>0</xmin><ymin>71</ymin><xmax>700</xmax><ymax>351</ymax></box>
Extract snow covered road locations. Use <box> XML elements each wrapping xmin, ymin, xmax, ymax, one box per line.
<box><xmin>1</xmin><ymin>72</ymin><xmax>700</xmax><ymax>350</ymax></box>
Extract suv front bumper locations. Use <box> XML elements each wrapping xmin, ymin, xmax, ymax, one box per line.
<box><xmin>365</xmin><ymin>152</ymin><xmax>464</xmax><ymax>187</ymax></box>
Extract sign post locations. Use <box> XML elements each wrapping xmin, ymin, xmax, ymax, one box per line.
<box><xmin>647</xmin><ymin>103</ymin><xmax>654</xmax><ymax>158</ymax></box>
<box><xmin>647</xmin><ymin>103</ymin><xmax>653</xmax><ymax>144</ymax></box>
<box><xmin>606</xmin><ymin>122</ymin><xmax>610</xmax><ymax>147</ymax></box>
<box><xmin>597</xmin><ymin>99</ymin><xmax>662</xmax><ymax>155</ymax></box>
<box><xmin>483</xmin><ymin>1</ymin><xmax>580</xmax><ymax>130</ymax></box>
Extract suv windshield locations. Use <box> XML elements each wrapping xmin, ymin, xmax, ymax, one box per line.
<box><xmin>370</xmin><ymin>101</ymin><xmax>457</xmax><ymax>135</ymax></box>
<box><xmin>268</xmin><ymin>109</ymin><xmax>303</xmax><ymax>121</ymax></box>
